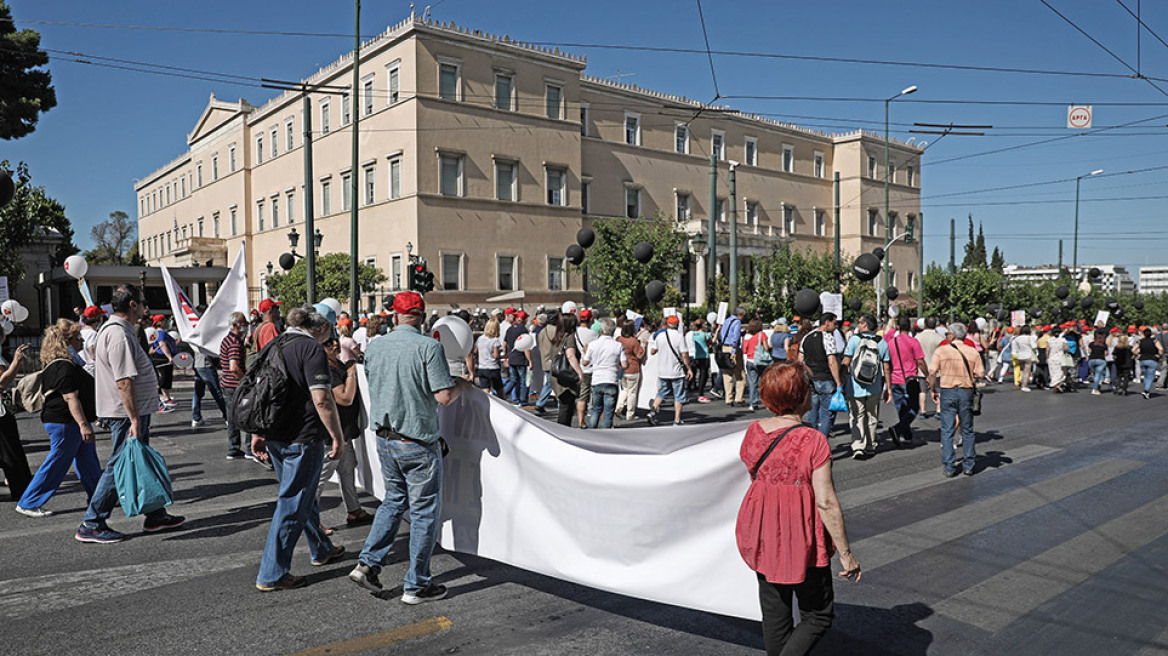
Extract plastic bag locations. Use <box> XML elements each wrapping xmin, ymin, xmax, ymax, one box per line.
<box><xmin>114</xmin><ymin>437</ymin><xmax>174</xmax><ymax>518</ymax></box>
<box><xmin>828</xmin><ymin>386</ymin><xmax>847</xmax><ymax>413</ymax></box>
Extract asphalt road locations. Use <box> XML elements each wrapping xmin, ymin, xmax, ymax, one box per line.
<box><xmin>3</xmin><ymin>375</ymin><xmax>1168</xmax><ymax>655</ymax></box>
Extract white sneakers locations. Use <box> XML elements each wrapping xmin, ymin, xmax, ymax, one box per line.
<box><xmin>15</xmin><ymin>505</ymin><xmax>53</xmax><ymax>518</ymax></box>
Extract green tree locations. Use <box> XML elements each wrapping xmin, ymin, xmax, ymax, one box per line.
<box><xmin>752</xmin><ymin>246</ymin><xmax>844</xmax><ymax>319</ymax></box>
<box><xmin>0</xmin><ymin>161</ymin><xmax>76</xmax><ymax>283</ymax></box>
<box><xmin>0</xmin><ymin>3</ymin><xmax>56</xmax><ymax>140</ymax></box>
<box><xmin>961</xmin><ymin>215</ymin><xmax>987</xmax><ymax>269</ymax></box>
<box><xmin>989</xmin><ymin>246</ymin><xmax>1005</xmax><ymax>273</ymax></box>
<box><xmin>85</xmin><ymin>211</ymin><xmax>138</xmax><ymax>265</ymax></box>
<box><xmin>574</xmin><ymin>214</ymin><xmax>688</xmax><ymax>313</ymax></box>
<box><xmin>265</xmin><ymin>252</ymin><xmax>386</xmax><ymax>308</ymax></box>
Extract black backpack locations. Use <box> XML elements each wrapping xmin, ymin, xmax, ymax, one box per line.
<box><xmin>232</xmin><ymin>332</ymin><xmax>308</xmax><ymax>436</ymax></box>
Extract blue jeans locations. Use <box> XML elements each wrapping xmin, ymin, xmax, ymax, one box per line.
<box><xmin>745</xmin><ymin>363</ymin><xmax>762</xmax><ymax>407</ymax></box>
<box><xmin>587</xmin><ymin>383</ymin><xmax>618</xmax><ymax>428</ymax></box>
<box><xmin>358</xmin><ymin>436</ymin><xmax>444</xmax><ymax>594</ymax></box>
<box><xmin>804</xmin><ymin>380</ymin><xmax>835</xmax><ymax>437</ymax></box>
<box><xmin>655</xmin><ymin>377</ymin><xmax>687</xmax><ymax>404</ymax></box>
<box><xmin>1089</xmin><ymin>359</ymin><xmax>1108</xmax><ymax>391</ymax></box>
<box><xmin>505</xmin><ymin>365</ymin><xmax>529</xmax><ymax>404</ymax></box>
<box><xmin>890</xmin><ymin>382</ymin><xmax>919</xmax><ymax>437</ymax></box>
<box><xmin>19</xmin><ymin>422</ymin><xmax>102</xmax><ymax>510</ymax></box>
<box><xmin>1142</xmin><ymin>360</ymin><xmax>1159</xmax><ymax>393</ymax></box>
<box><xmin>535</xmin><ymin>377</ymin><xmax>554</xmax><ymax>409</ymax></box>
<box><xmin>257</xmin><ymin>440</ymin><xmax>334</xmax><ymax>586</ymax></box>
<box><xmin>192</xmin><ymin>366</ymin><xmax>227</xmax><ymax>422</ymax></box>
<box><xmin>939</xmin><ymin>387</ymin><xmax>976</xmax><ymax>474</ymax></box>
<box><xmin>83</xmin><ymin>415</ymin><xmax>168</xmax><ymax>526</ymax></box>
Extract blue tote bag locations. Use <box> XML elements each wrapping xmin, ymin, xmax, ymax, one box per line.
<box><xmin>114</xmin><ymin>437</ymin><xmax>174</xmax><ymax>517</ymax></box>
<box><xmin>828</xmin><ymin>386</ymin><xmax>847</xmax><ymax>413</ymax></box>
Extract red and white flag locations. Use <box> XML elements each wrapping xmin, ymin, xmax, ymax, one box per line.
<box><xmin>160</xmin><ymin>246</ymin><xmax>249</xmax><ymax>356</ymax></box>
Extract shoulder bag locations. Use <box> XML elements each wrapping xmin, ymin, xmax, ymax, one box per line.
<box><xmin>550</xmin><ymin>336</ymin><xmax>580</xmax><ymax>388</ymax></box>
<box><xmin>750</xmin><ymin>424</ymin><xmax>802</xmax><ymax>480</ymax></box>
<box><xmin>951</xmin><ymin>343</ymin><xmax>983</xmax><ymax>416</ymax></box>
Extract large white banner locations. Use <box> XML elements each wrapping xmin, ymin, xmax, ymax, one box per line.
<box><xmin>352</xmin><ymin>371</ymin><xmax>762</xmax><ymax>620</ymax></box>
<box><xmin>160</xmin><ymin>248</ymin><xmax>249</xmax><ymax>357</ymax></box>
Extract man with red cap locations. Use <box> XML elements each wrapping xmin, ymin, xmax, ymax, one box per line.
<box><xmin>254</xmin><ymin>298</ymin><xmax>283</xmax><ymax>350</ymax></box>
<box><xmin>78</xmin><ymin>306</ymin><xmax>105</xmax><ymax>376</ymax></box>
<box><xmin>350</xmin><ymin>291</ymin><xmax>472</xmax><ymax>605</ymax></box>
<box><xmin>647</xmin><ymin>315</ymin><xmax>692</xmax><ymax>426</ymax></box>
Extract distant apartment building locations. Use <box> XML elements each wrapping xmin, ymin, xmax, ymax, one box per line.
<box><xmin>135</xmin><ymin>13</ymin><xmax>922</xmax><ymax>309</ymax></box>
<box><xmin>1003</xmin><ymin>264</ymin><xmax>1136</xmax><ymax>294</ymax></box>
<box><xmin>1139</xmin><ymin>266</ymin><xmax>1168</xmax><ymax>294</ymax></box>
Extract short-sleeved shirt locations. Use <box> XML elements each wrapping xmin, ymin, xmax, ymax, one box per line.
<box><xmin>720</xmin><ymin>316</ymin><xmax>743</xmax><ymax>350</ymax></box>
<box><xmin>884</xmin><ymin>331</ymin><xmax>924</xmax><ymax>385</ymax></box>
<box><xmin>616</xmin><ymin>335</ymin><xmax>645</xmax><ymax>375</ymax></box>
<box><xmin>329</xmin><ymin>360</ymin><xmax>362</xmax><ymax>441</ymax></box>
<box><xmin>270</xmin><ymin>331</ymin><xmax>333</xmax><ymax>445</ymax></box>
<box><xmin>79</xmin><ymin>325</ymin><xmax>99</xmax><ymax>376</ymax></box>
<box><xmin>219</xmin><ymin>330</ymin><xmax>245</xmax><ymax>388</ymax></box>
<box><xmin>365</xmin><ymin>324</ymin><xmax>455</xmax><ymax>444</ymax></box>
<box><xmin>930</xmin><ymin>341</ymin><xmax>985</xmax><ymax>389</ymax></box>
<box><xmin>582</xmin><ymin>335</ymin><xmax>627</xmax><ymax>386</ymax></box>
<box><xmin>800</xmin><ymin>330</ymin><xmax>837</xmax><ymax>383</ymax></box>
<box><xmin>1013</xmin><ymin>334</ymin><xmax>1037</xmax><ymax>361</ymax></box>
<box><xmin>652</xmin><ymin>329</ymin><xmax>688</xmax><ymax>380</ymax></box>
<box><xmin>770</xmin><ymin>331</ymin><xmax>790</xmax><ymax>360</ymax></box>
<box><xmin>255</xmin><ymin>321</ymin><xmax>280</xmax><ymax>350</ymax></box>
<box><xmin>504</xmin><ymin>324</ymin><xmax>529</xmax><ymax>367</ymax></box>
<box><xmin>736</xmin><ymin>423</ymin><xmax>834</xmax><ymax>585</ymax></box>
<box><xmin>475</xmin><ymin>335</ymin><xmax>502</xmax><ymax>370</ymax></box>
<box><xmin>690</xmin><ymin>331</ymin><xmax>709</xmax><ymax>360</ymax></box>
<box><xmin>843</xmin><ymin>333</ymin><xmax>891</xmax><ymax>397</ymax></box>
<box><xmin>41</xmin><ymin>359</ymin><xmax>96</xmax><ymax>425</ymax></box>
<box><xmin>916</xmin><ymin>329</ymin><xmax>942</xmax><ymax>365</ymax></box>
<box><xmin>94</xmin><ymin>316</ymin><xmax>160</xmax><ymax>418</ymax></box>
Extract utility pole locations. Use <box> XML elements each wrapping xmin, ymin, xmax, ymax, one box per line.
<box><xmin>1058</xmin><ymin>239</ymin><xmax>1064</xmax><ymax>277</ymax></box>
<box><xmin>834</xmin><ymin>171</ymin><xmax>841</xmax><ymax>293</ymax></box>
<box><xmin>948</xmin><ymin>217</ymin><xmax>955</xmax><ymax>323</ymax></box>
<box><xmin>303</xmin><ymin>89</ymin><xmax>317</xmax><ymax>305</ymax></box>
<box><xmin>917</xmin><ymin>212</ymin><xmax>924</xmax><ymax>316</ymax></box>
<box><xmin>729</xmin><ymin>162</ymin><xmax>739</xmax><ymax>310</ymax></box>
<box><xmin>349</xmin><ymin>0</ymin><xmax>361</xmax><ymax>318</ymax></box>
<box><xmin>707</xmin><ymin>153</ymin><xmax>717</xmax><ymax>310</ymax></box>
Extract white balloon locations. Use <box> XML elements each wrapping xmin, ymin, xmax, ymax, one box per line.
<box><xmin>321</xmin><ymin>297</ymin><xmax>343</xmax><ymax>317</ymax></box>
<box><xmin>145</xmin><ymin>327</ymin><xmax>158</xmax><ymax>342</ymax></box>
<box><xmin>64</xmin><ymin>254</ymin><xmax>88</xmax><ymax>280</ymax></box>
<box><xmin>0</xmin><ymin>300</ymin><xmax>16</xmax><ymax>317</ymax></box>
<box><xmin>514</xmin><ymin>332</ymin><xmax>536</xmax><ymax>352</ymax></box>
<box><xmin>173</xmin><ymin>352</ymin><xmax>193</xmax><ymax>368</ymax></box>
<box><xmin>0</xmin><ymin>320</ymin><xmax>12</xmax><ymax>335</ymax></box>
<box><xmin>11</xmin><ymin>304</ymin><xmax>28</xmax><ymax>323</ymax></box>
<box><xmin>975</xmin><ymin>317</ymin><xmax>988</xmax><ymax>331</ymax></box>
<box><xmin>168</xmin><ymin>330</ymin><xmax>180</xmax><ymax>343</ymax></box>
<box><xmin>707</xmin><ymin>312</ymin><xmax>718</xmax><ymax>325</ymax></box>
<box><xmin>430</xmin><ymin>315</ymin><xmax>473</xmax><ymax>359</ymax></box>
<box><xmin>916</xmin><ymin>317</ymin><xmax>927</xmax><ymax>330</ymax></box>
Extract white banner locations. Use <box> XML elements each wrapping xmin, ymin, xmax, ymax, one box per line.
<box><xmin>160</xmin><ymin>248</ymin><xmax>249</xmax><ymax>357</ymax></box>
<box><xmin>353</xmin><ymin>371</ymin><xmax>761</xmax><ymax>620</ymax></box>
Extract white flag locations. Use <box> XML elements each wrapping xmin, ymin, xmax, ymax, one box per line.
<box><xmin>160</xmin><ymin>247</ymin><xmax>249</xmax><ymax>357</ymax></box>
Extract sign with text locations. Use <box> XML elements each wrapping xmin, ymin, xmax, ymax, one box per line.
<box><xmin>819</xmin><ymin>292</ymin><xmax>843</xmax><ymax>319</ymax></box>
<box><xmin>1011</xmin><ymin>310</ymin><xmax>1026</xmax><ymax>326</ymax></box>
<box><xmin>1067</xmin><ymin>105</ymin><xmax>1092</xmax><ymax>129</ymax></box>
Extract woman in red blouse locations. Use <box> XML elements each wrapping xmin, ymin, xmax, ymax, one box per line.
<box><xmin>736</xmin><ymin>363</ymin><xmax>861</xmax><ymax>655</ymax></box>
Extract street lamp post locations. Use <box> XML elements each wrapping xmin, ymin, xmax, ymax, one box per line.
<box><xmin>1073</xmin><ymin>168</ymin><xmax>1103</xmax><ymax>277</ymax></box>
<box><xmin>884</xmin><ymin>85</ymin><xmax>917</xmax><ymax>315</ymax></box>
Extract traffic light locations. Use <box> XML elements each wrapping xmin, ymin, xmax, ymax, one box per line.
<box><xmin>411</xmin><ymin>259</ymin><xmax>435</xmax><ymax>293</ymax></box>
<box><xmin>905</xmin><ymin>217</ymin><xmax>915</xmax><ymax>244</ymax></box>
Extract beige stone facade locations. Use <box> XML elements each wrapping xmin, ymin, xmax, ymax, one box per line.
<box><xmin>136</xmin><ymin>14</ymin><xmax>922</xmax><ymax>311</ymax></box>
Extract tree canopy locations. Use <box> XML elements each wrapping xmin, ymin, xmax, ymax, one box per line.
<box><xmin>86</xmin><ymin>211</ymin><xmax>142</xmax><ymax>265</ymax></box>
<box><xmin>573</xmin><ymin>214</ymin><xmax>689</xmax><ymax>313</ymax></box>
<box><xmin>0</xmin><ymin>161</ymin><xmax>77</xmax><ymax>283</ymax></box>
<box><xmin>0</xmin><ymin>3</ymin><xmax>56</xmax><ymax>140</ymax></box>
<box><xmin>265</xmin><ymin>252</ymin><xmax>386</xmax><ymax>308</ymax></box>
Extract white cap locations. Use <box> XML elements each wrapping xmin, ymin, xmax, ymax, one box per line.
<box><xmin>561</xmin><ymin>300</ymin><xmax>578</xmax><ymax>314</ymax></box>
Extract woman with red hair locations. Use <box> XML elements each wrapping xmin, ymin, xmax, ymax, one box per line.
<box><xmin>736</xmin><ymin>363</ymin><xmax>860</xmax><ymax>655</ymax></box>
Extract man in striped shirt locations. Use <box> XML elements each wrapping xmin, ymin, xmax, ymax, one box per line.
<box><xmin>220</xmin><ymin>312</ymin><xmax>249</xmax><ymax>460</ymax></box>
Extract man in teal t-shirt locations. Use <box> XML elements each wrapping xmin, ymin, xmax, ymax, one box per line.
<box><xmin>840</xmin><ymin>314</ymin><xmax>891</xmax><ymax>460</ymax></box>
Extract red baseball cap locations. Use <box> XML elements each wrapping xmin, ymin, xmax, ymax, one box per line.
<box><xmin>504</xmin><ymin>307</ymin><xmax>516</xmax><ymax>315</ymax></box>
<box><xmin>516</xmin><ymin>310</ymin><xmax>529</xmax><ymax>321</ymax></box>
<box><xmin>393</xmin><ymin>291</ymin><xmax>425</xmax><ymax>316</ymax></box>
<box><xmin>580</xmin><ymin>309</ymin><xmax>594</xmax><ymax>320</ymax></box>
<box><xmin>151</xmin><ymin>314</ymin><xmax>166</xmax><ymax>324</ymax></box>
<box><xmin>665</xmin><ymin>315</ymin><xmax>680</xmax><ymax>327</ymax></box>
<box><xmin>82</xmin><ymin>306</ymin><xmax>104</xmax><ymax>319</ymax></box>
<box><xmin>1128</xmin><ymin>325</ymin><xmax>1137</xmax><ymax>333</ymax></box>
<box><xmin>259</xmin><ymin>298</ymin><xmax>282</xmax><ymax>313</ymax></box>
<box><xmin>1110</xmin><ymin>327</ymin><xmax>1120</xmax><ymax>333</ymax></box>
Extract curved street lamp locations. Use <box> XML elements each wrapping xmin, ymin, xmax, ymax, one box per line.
<box><xmin>1072</xmin><ymin>169</ymin><xmax>1103</xmax><ymax>275</ymax></box>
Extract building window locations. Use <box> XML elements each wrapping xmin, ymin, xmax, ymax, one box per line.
<box><xmin>321</xmin><ymin>99</ymin><xmax>331</xmax><ymax>134</ymax></box>
<box><xmin>196</xmin><ymin>162</ymin><xmax>203</xmax><ymax>187</ymax></box>
<box><xmin>442</xmin><ymin>253</ymin><xmax>462</xmax><ymax>291</ymax></box>
<box><xmin>389</xmin><ymin>157</ymin><xmax>402</xmax><ymax>199</ymax></box>
<box><xmin>545</xmin><ymin>84</ymin><xmax>562</xmax><ymax>119</ymax></box>
<box><xmin>548</xmin><ymin>256</ymin><xmax>564</xmax><ymax>291</ymax></box>
<box><xmin>782</xmin><ymin>145</ymin><xmax>794</xmax><ymax>173</ymax></box>
<box><xmin>580</xmin><ymin>103</ymin><xmax>589</xmax><ymax>136</ymax></box>
<box><xmin>581</xmin><ymin>181</ymin><xmax>591</xmax><ymax>214</ymax></box>
<box><xmin>439</xmin><ymin>154</ymin><xmax>463</xmax><ymax>196</ymax></box>
<box><xmin>867</xmin><ymin>209</ymin><xmax>879</xmax><ymax>236</ymax></box>
<box><xmin>495</xmin><ymin>160</ymin><xmax>516</xmax><ymax>201</ymax></box>
<box><xmin>906</xmin><ymin>165</ymin><xmax>915</xmax><ymax>187</ymax></box>
<box><xmin>676</xmin><ymin>193</ymin><xmax>690</xmax><ymax>221</ymax></box>
<box><xmin>321</xmin><ymin>179</ymin><xmax>332</xmax><ymax>215</ymax></box>
<box><xmin>439</xmin><ymin>62</ymin><xmax>460</xmax><ymax>100</ymax></box>
<box><xmin>270</xmin><ymin>127</ymin><xmax>278</xmax><ymax>158</ymax></box>
<box><xmin>363</xmin><ymin>76</ymin><xmax>374</xmax><ymax>116</ymax></box>
<box><xmin>341</xmin><ymin>172</ymin><xmax>352</xmax><ymax>211</ymax></box>
<box><xmin>286</xmin><ymin>190</ymin><xmax>295</xmax><ymax>224</ymax></box>
<box><xmin>783</xmin><ymin>206</ymin><xmax>795</xmax><ymax>235</ymax></box>
<box><xmin>815</xmin><ymin>210</ymin><xmax>826</xmax><ymax>236</ymax></box>
<box><xmin>387</xmin><ymin>62</ymin><xmax>400</xmax><ymax>104</ymax></box>
<box><xmin>712</xmin><ymin>130</ymin><xmax>725</xmax><ymax>160</ymax></box>
<box><xmin>745</xmin><ymin>138</ymin><xmax>758</xmax><ymax>166</ymax></box>
<box><xmin>814</xmin><ymin>152</ymin><xmax>825</xmax><ymax>178</ymax></box>
<box><xmin>256</xmin><ymin>135</ymin><xmax>264</xmax><ymax>164</ymax></box>
<box><xmin>212</xmin><ymin>153</ymin><xmax>219</xmax><ymax>180</ymax></box>
<box><xmin>625</xmin><ymin>187</ymin><xmax>641</xmax><ymax>218</ymax></box>
<box><xmin>624</xmin><ymin>113</ymin><xmax>641</xmax><ymax>146</ymax></box>
<box><xmin>229</xmin><ymin>143</ymin><xmax>237</xmax><ymax>172</ymax></box>
<box><xmin>271</xmin><ymin>196</ymin><xmax>279</xmax><ymax>225</ymax></box>
<box><xmin>889</xmin><ymin>162</ymin><xmax>897</xmax><ymax>184</ymax></box>
<box><xmin>675</xmin><ymin>124</ymin><xmax>689</xmax><ymax>154</ymax></box>
<box><xmin>497</xmin><ymin>255</ymin><xmax>516</xmax><ymax>291</ymax></box>
<box><xmin>341</xmin><ymin>91</ymin><xmax>351</xmax><ymax>126</ymax></box>
<box><xmin>363</xmin><ymin>165</ymin><xmax>376</xmax><ymax>205</ymax></box>
<box><xmin>257</xmin><ymin>201</ymin><xmax>265</xmax><ymax>231</ymax></box>
<box><xmin>230</xmin><ymin>207</ymin><xmax>238</xmax><ymax>236</ymax></box>
<box><xmin>181</xmin><ymin>226</ymin><xmax>188</xmax><ymax>240</ymax></box>
<box><xmin>495</xmin><ymin>73</ymin><xmax>513</xmax><ymax>111</ymax></box>
<box><xmin>717</xmin><ymin>197</ymin><xmax>726</xmax><ymax>222</ymax></box>
<box><xmin>546</xmin><ymin>167</ymin><xmax>565</xmax><ymax>206</ymax></box>
<box><xmin>181</xmin><ymin>177</ymin><xmax>186</xmax><ymax>197</ymax></box>
<box><xmin>390</xmin><ymin>254</ymin><xmax>402</xmax><ymax>290</ymax></box>
<box><xmin>286</xmin><ymin>119</ymin><xmax>295</xmax><ymax>151</ymax></box>
<box><xmin>746</xmin><ymin>201</ymin><xmax>758</xmax><ymax>226</ymax></box>
<box><xmin>166</xmin><ymin>186</ymin><xmax>171</xmax><ymax>205</ymax></box>
<box><xmin>867</xmin><ymin>155</ymin><xmax>877</xmax><ymax>179</ymax></box>
<box><xmin>907</xmin><ymin>271</ymin><xmax>916</xmax><ymax>290</ymax></box>
<box><xmin>213</xmin><ymin>212</ymin><xmax>220</xmax><ymax>238</ymax></box>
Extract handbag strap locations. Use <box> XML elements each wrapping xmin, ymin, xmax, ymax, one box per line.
<box><xmin>750</xmin><ymin>424</ymin><xmax>803</xmax><ymax>480</ymax></box>
<box><xmin>950</xmin><ymin>342</ymin><xmax>978</xmax><ymax>389</ymax></box>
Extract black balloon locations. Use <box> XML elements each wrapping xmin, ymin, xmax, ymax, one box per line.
<box><xmin>633</xmin><ymin>241</ymin><xmax>654</xmax><ymax>264</ymax></box>
<box><xmin>1114</xmin><ymin>308</ymin><xmax>1125</xmax><ymax>319</ymax></box>
<box><xmin>995</xmin><ymin>309</ymin><xmax>1008</xmax><ymax>321</ymax></box>
<box><xmin>279</xmin><ymin>252</ymin><xmax>296</xmax><ymax>271</ymax></box>
<box><xmin>1135</xmin><ymin>300</ymin><xmax>1145</xmax><ymax>310</ymax></box>
<box><xmin>645</xmin><ymin>280</ymin><xmax>666</xmax><ymax>303</ymax></box>
<box><xmin>1055</xmin><ymin>285</ymin><xmax>1070</xmax><ymax>299</ymax></box>
<box><xmin>0</xmin><ymin>171</ymin><xmax>13</xmax><ymax>208</ymax></box>
<box><xmin>382</xmin><ymin>294</ymin><xmax>395</xmax><ymax>310</ymax></box>
<box><xmin>988</xmin><ymin>303</ymin><xmax>1000</xmax><ymax>313</ymax></box>
<box><xmin>1081</xmin><ymin>296</ymin><xmax>1094</xmax><ymax>309</ymax></box>
<box><xmin>848</xmin><ymin>297</ymin><xmax>863</xmax><ymax>312</ymax></box>
<box><xmin>1032</xmin><ymin>308</ymin><xmax>1043</xmax><ymax>319</ymax></box>
<box><xmin>885</xmin><ymin>286</ymin><xmax>899</xmax><ymax>301</ymax></box>
<box><xmin>1063</xmin><ymin>298</ymin><xmax>1076</xmax><ymax>310</ymax></box>
<box><xmin>853</xmin><ymin>253</ymin><xmax>880</xmax><ymax>282</ymax></box>
<box><xmin>873</xmin><ymin>247</ymin><xmax>886</xmax><ymax>261</ymax></box>
<box><xmin>566</xmin><ymin>244</ymin><xmax>585</xmax><ymax>265</ymax></box>
<box><xmin>1106</xmin><ymin>297</ymin><xmax>1119</xmax><ymax>310</ymax></box>
<box><xmin>794</xmin><ymin>288</ymin><xmax>821</xmax><ymax>315</ymax></box>
<box><xmin>576</xmin><ymin>227</ymin><xmax>595</xmax><ymax>249</ymax></box>
<box><xmin>1089</xmin><ymin>267</ymin><xmax>1101</xmax><ymax>279</ymax></box>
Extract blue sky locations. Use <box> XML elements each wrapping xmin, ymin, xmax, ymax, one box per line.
<box><xmin>6</xmin><ymin>0</ymin><xmax>1168</xmax><ymax>273</ymax></box>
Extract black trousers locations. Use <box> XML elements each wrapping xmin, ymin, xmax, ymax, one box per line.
<box><xmin>691</xmin><ymin>358</ymin><xmax>710</xmax><ymax>393</ymax></box>
<box><xmin>0</xmin><ymin>413</ymin><xmax>32</xmax><ymax>501</ymax></box>
<box><xmin>556</xmin><ymin>388</ymin><xmax>578</xmax><ymax>426</ymax></box>
<box><xmin>758</xmin><ymin>567</ymin><xmax>835</xmax><ymax>656</ymax></box>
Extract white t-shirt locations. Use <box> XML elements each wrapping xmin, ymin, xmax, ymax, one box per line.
<box><xmin>475</xmin><ymin>335</ymin><xmax>502</xmax><ymax>370</ymax></box>
<box><xmin>80</xmin><ymin>325</ymin><xmax>99</xmax><ymax>376</ymax></box>
<box><xmin>1013</xmin><ymin>334</ymin><xmax>1037</xmax><ymax>360</ymax></box>
<box><xmin>352</xmin><ymin>326</ymin><xmax>369</xmax><ymax>350</ymax></box>
<box><xmin>576</xmin><ymin>326</ymin><xmax>599</xmax><ymax>373</ymax></box>
<box><xmin>582</xmin><ymin>335</ymin><xmax>627</xmax><ymax>386</ymax></box>
<box><xmin>652</xmin><ymin>329</ymin><xmax>688</xmax><ymax>379</ymax></box>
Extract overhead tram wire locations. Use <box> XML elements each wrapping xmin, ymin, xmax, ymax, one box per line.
<box><xmin>1115</xmin><ymin>0</ymin><xmax>1168</xmax><ymax>56</ymax></box>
